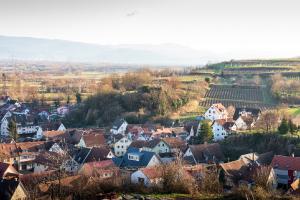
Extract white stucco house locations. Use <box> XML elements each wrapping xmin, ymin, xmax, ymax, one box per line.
<box><xmin>113</xmin><ymin>135</ymin><xmax>132</xmax><ymax>157</ymax></box>
<box><xmin>131</xmin><ymin>167</ymin><xmax>162</xmax><ymax>187</ymax></box>
<box><xmin>204</xmin><ymin>103</ymin><xmax>228</xmax><ymax>121</ymax></box>
<box><xmin>110</xmin><ymin>119</ymin><xmax>128</xmax><ymax>135</ymax></box>
<box><xmin>271</xmin><ymin>155</ymin><xmax>300</xmax><ymax>186</ymax></box>
<box><xmin>212</xmin><ymin>119</ymin><xmax>236</xmax><ymax>141</ymax></box>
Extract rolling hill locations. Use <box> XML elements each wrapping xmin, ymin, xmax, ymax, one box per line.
<box><xmin>0</xmin><ymin>36</ymin><xmax>217</xmax><ymax>65</ymax></box>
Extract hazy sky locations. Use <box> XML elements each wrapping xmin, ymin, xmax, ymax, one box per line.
<box><xmin>0</xmin><ymin>0</ymin><xmax>300</xmax><ymax>59</ymax></box>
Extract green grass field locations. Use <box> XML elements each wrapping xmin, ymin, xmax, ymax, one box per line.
<box><xmin>286</xmin><ymin>107</ymin><xmax>300</xmax><ymax>116</ymax></box>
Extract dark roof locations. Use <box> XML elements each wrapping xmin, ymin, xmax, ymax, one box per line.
<box><xmin>0</xmin><ymin>179</ymin><xmax>23</xmax><ymax>200</ymax></box>
<box><xmin>162</xmin><ymin>137</ymin><xmax>187</xmax><ymax>151</ymax></box>
<box><xmin>223</xmin><ymin>121</ymin><xmax>236</xmax><ymax>131</ymax></box>
<box><xmin>129</xmin><ymin>140</ymin><xmax>148</xmax><ymax>149</ymax></box>
<box><xmin>112</xmin><ymin>118</ymin><xmax>127</xmax><ymax>130</ymax></box>
<box><xmin>73</xmin><ymin>147</ymin><xmax>91</xmax><ymax>164</ymax></box>
<box><xmin>61</xmin><ymin>129</ymin><xmax>83</xmax><ymax>145</ymax></box>
<box><xmin>220</xmin><ymin>159</ymin><xmax>250</xmax><ymax>181</ymax></box>
<box><xmin>257</xmin><ymin>151</ymin><xmax>274</xmax><ymax>166</ymax></box>
<box><xmin>187</xmin><ymin>143</ymin><xmax>224</xmax><ymax>164</ymax></box>
<box><xmin>112</xmin><ymin>147</ymin><xmax>158</xmax><ymax>169</ymax></box>
<box><xmin>233</xmin><ymin>108</ymin><xmax>261</xmax><ymax>120</ymax></box>
<box><xmin>0</xmin><ymin>162</ymin><xmax>10</xmax><ymax>178</ymax></box>
<box><xmin>112</xmin><ymin>134</ymin><xmax>124</xmax><ymax>143</ymax></box>
<box><xmin>145</xmin><ymin>138</ymin><xmax>161</xmax><ymax>148</ymax></box>
<box><xmin>84</xmin><ymin>146</ymin><xmax>110</xmax><ymax>163</ymax></box>
<box><xmin>34</xmin><ymin>151</ymin><xmax>63</xmax><ymax>169</ymax></box>
<box><xmin>184</xmin><ymin>121</ymin><xmax>199</xmax><ymax>134</ymax></box>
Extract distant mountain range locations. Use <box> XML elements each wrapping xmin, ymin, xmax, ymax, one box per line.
<box><xmin>0</xmin><ymin>36</ymin><xmax>218</xmax><ymax>65</ymax></box>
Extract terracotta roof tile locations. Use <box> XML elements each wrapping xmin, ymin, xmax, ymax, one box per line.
<box><xmin>140</xmin><ymin>167</ymin><xmax>162</xmax><ymax>179</ymax></box>
<box><xmin>82</xmin><ymin>133</ymin><xmax>106</xmax><ymax>147</ymax></box>
<box><xmin>43</xmin><ymin>131</ymin><xmax>65</xmax><ymax>139</ymax></box>
<box><xmin>271</xmin><ymin>155</ymin><xmax>300</xmax><ymax>171</ymax></box>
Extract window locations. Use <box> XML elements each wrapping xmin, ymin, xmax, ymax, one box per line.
<box><xmin>138</xmin><ymin>177</ymin><xmax>145</xmax><ymax>184</ymax></box>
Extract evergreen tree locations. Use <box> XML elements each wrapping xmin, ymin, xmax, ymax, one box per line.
<box><xmin>278</xmin><ymin>118</ymin><xmax>289</xmax><ymax>135</ymax></box>
<box><xmin>67</xmin><ymin>95</ymin><xmax>71</xmax><ymax>104</ymax></box>
<box><xmin>8</xmin><ymin>119</ymin><xmax>18</xmax><ymax>141</ymax></box>
<box><xmin>288</xmin><ymin>119</ymin><xmax>297</xmax><ymax>134</ymax></box>
<box><xmin>75</xmin><ymin>92</ymin><xmax>82</xmax><ymax>104</ymax></box>
<box><xmin>198</xmin><ymin>120</ymin><xmax>213</xmax><ymax>143</ymax></box>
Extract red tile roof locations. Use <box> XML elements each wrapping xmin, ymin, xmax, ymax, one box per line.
<box><xmin>80</xmin><ymin>160</ymin><xmax>116</xmax><ymax>176</ymax></box>
<box><xmin>43</xmin><ymin>131</ymin><xmax>65</xmax><ymax>139</ymax></box>
<box><xmin>140</xmin><ymin>167</ymin><xmax>162</xmax><ymax>179</ymax></box>
<box><xmin>82</xmin><ymin>133</ymin><xmax>106</xmax><ymax>147</ymax></box>
<box><xmin>271</xmin><ymin>155</ymin><xmax>300</xmax><ymax>171</ymax></box>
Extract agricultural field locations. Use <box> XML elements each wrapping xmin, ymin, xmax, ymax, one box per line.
<box><xmin>204</xmin><ymin>85</ymin><xmax>263</xmax><ymax>102</ymax></box>
<box><xmin>200</xmin><ymin>84</ymin><xmax>274</xmax><ymax>109</ymax></box>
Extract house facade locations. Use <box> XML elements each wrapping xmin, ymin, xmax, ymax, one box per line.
<box><xmin>271</xmin><ymin>155</ymin><xmax>300</xmax><ymax>186</ymax></box>
<box><xmin>110</xmin><ymin>119</ymin><xmax>128</xmax><ymax>135</ymax></box>
<box><xmin>211</xmin><ymin>118</ymin><xmax>236</xmax><ymax>141</ymax></box>
<box><xmin>204</xmin><ymin>103</ymin><xmax>228</xmax><ymax>121</ymax></box>
<box><xmin>113</xmin><ymin>135</ymin><xmax>132</xmax><ymax>157</ymax></box>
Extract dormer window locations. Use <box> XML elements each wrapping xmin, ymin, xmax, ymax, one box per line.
<box><xmin>128</xmin><ymin>153</ymin><xmax>140</xmax><ymax>161</ymax></box>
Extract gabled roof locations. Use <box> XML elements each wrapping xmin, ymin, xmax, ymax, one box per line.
<box><xmin>162</xmin><ymin>137</ymin><xmax>187</xmax><ymax>151</ymax></box>
<box><xmin>61</xmin><ymin>129</ymin><xmax>83</xmax><ymax>145</ymax></box>
<box><xmin>256</xmin><ymin>151</ymin><xmax>274</xmax><ymax>166</ymax></box>
<box><xmin>220</xmin><ymin>159</ymin><xmax>248</xmax><ymax>177</ymax></box>
<box><xmin>0</xmin><ymin>162</ymin><xmax>10</xmax><ymax>178</ymax></box>
<box><xmin>145</xmin><ymin>138</ymin><xmax>163</xmax><ymax>148</ymax></box>
<box><xmin>34</xmin><ymin>151</ymin><xmax>64</xmax><ymax>169</ymax></box>
<box><xmin>271</xmin><ymin>155</ymin><xmax>300</xmax><ymax>171</ymax></box>
<box><xmin>129</xmin><ymin>140</ymin><xmax>148</xmax><ymax>149</ymax></box>
<box><xmin>80</xmin><ymin>160</ymin><xmax>116</xmax><ymax>176</ymax></box>
<box><xmin>233</xmin><ymin>108</ymin><xmax>261</xmax><ymax>121</ymax></box>
<box><xmin>0</xmin><ymin>179</ymin><xmax>26</xmax><ymax>200</ymax></box>
<box><xmin>112</xmin><ymin>118</ymin><xmax>127</xmax><ymax>130</ymax></box>
<box><xmin>140</xmin><ymin>167</ymin><xmax>162</xmax><ymax>180</ymax></box>
<box><xmin>81</xmin><ymin>133</ymin><xmax>106</xmax><ymax>147</ymax></box>
<box><xmin>73</xmin><ymin>148</ymin><xmax>91</xmax><ymax>164</ymax></box>
<box><xmin>16</xmin><ymin>141</ymin><xmax>45</xmax><ymax>152</ymax></box>
<box><xmin>211</xmin><ymin>103</ymin><xmax>226</xmax><ymax>113</ymax></box>
<box><xmin>0</xmin><ymin>143</ymin><xmax>19</xmax><ymax>158</ymax></box>
<box><xmin>113</xmin><ymin>147</ymin><xmax>159</xmax><ymax>168</ymax></box>
<box><xmin>184</xmin><ymin>121</ymin><xmax>200</xmax><ymax>134</ymax></box>
<box><xmin>212</xmin><ymin>119</ymin><xmax>235</xmax><ymax>131</ymax></box>
<box><xmin>84</xmin><ymin>146</ymin><xmax>110</xmax><ymax>163</ymax></box>
<box><xmin>43</xmin><ymin>130</ymin><xmax>65</xmax><ymax>139</ymax></box>
<box><xmin>187</xmin><ymin>143</ymin><xmax>224</xmax><ymax>164</ymax></box>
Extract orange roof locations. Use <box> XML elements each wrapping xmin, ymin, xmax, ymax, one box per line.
<box><xmin>220</xmin><ymin>159</ymin><xmax>246</xmax><ymax>175</ymax></box>
<box><xmin>80</xmin><ymin>160</ymin><xmax>116</xmax><ymax>176</ymax></box>
<box><xmin>43</xmin><ymin>130</ymin><xmax>65</xmax><ymax>138</ymax></box>
<box><xmin>140</xmin><ymin>167</ymin><xmax>162</xmax><ymax>179</ymax></box>
<box><xmin>271</xmin><ymin>155</ymin><xmax>300</xmax><ymax>171</ymax></box>
<box><xmin>39</xmin><ymin>175</ymin><xmax>82</xmax><ymax>192</ymax></box>
<box><xmin>0</xmin><ymin>143</ymin><xmax>18</xmax><ymax>157</ymax></box>
<box><xmin>16</xmin><ymin>141</ymin><xmax>45</xmax><ymax>150</ymax></box>
<box><xmin>82</xmin><ymin>133</ymin><xmax>106</xmax><ymax>147</ymax></box>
